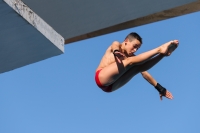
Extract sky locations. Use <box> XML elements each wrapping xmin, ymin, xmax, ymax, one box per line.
<box><xmin>0</xmin><ymin>11</ymin><xmax>200</xmax><ymax>133</ymax></box>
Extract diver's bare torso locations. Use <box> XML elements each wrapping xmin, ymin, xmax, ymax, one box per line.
<box><xmin>96</xmin><ymin>43</ymin><xmax>129</xmax><ymax>71</ymax></box>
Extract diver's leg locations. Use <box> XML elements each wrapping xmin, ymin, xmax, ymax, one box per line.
<box><xmin>111</xmin><ymin>54</ymin><xmax>164</xmax><ymax>91</ymax></box>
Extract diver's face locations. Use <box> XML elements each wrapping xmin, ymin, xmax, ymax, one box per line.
<box><xmin>125</xmin><ymin>39</ymin><xmax>141</xmax><ymax>56</ymax></box>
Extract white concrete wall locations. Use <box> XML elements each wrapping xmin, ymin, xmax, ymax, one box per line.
<box><xmin>0</xmin><ymin>0</ymin><xmax>64</xmax><ymax>73</ymax></box>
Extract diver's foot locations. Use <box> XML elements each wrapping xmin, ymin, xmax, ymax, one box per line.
<box><xmin>159</xmin><ymin>40</ymin><xmax>179</xmax><ymax>56</ymax></box>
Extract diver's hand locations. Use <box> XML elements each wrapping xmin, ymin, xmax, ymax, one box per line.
<box><xmin>155</xmin><ymin>83</ymin><xmax>173</xmax><ymax>100</ymax></box>
<box><xmin>113</xmin><ymin>50</ymin><xmax>125</xmax><ymax>58</ymax></box>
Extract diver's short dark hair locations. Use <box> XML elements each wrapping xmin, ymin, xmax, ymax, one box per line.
<box><xmin>125</xmin><ymin>32</ymin><xmax>142</xmax><ymax>44</ymax></box>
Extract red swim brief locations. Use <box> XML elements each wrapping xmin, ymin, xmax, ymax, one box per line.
<box><xmin>95</xmin><ymin>69</ymin><xmax>113</xmax><ymax>92</ymax></box>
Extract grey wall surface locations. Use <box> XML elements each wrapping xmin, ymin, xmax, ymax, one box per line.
<box><xmin>0</xmin><ymin>0</ymin><xmax>63</xmax><ymax>73</ymax></box>
<box><xmin>22</xmin><ymin>0</ymin><xmax>200</xmax><ymax>43</ymax></box>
